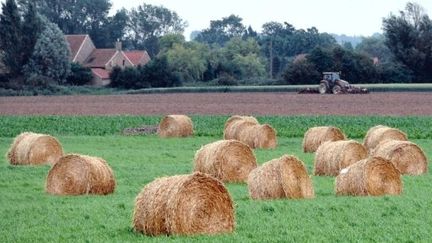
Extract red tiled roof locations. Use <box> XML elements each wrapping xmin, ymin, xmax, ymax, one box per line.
<box><xmin>84</xmin><ymin>49</ymin><xmax>117</xmax><ymax>68</ymax></box>
<box><xmin>91</xmin><ymin>68</ymin><xmax>110</xmax><ymax>79</ymax></box>
<box><xmin>65</xmin><ymin>35</ymin><xmax>87</xmax><ymax>61</ymax></box>
<box><xmin>124</xmin><ymin>51</ymin><xmax>151</xmax><ymax>66</ymax></box>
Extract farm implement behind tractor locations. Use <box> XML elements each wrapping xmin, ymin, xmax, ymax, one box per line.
<box><xmin>298</xmin><ymin>72</ymin><xmax>369</xmax><ymax>94</ymax></box>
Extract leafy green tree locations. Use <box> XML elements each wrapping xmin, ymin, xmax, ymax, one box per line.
<box><xmin>23</xmin><ymin>18</ymin><xmax>71</xmax><ymax>84</ymax></box>
<box><xmin>66</xmin><ymin>63</ymin><xmax>93</xmax><ymax>85</ymax></box>
<box><xmin>223</xmin><ymin>37</ymin><xmax>266</xmax><ymax>78</ymax></box>
<box><xmin>164</xmin><ymin>42</ymin><xmax>208</xmax><ymax>81</ymax></box>
<box><xmin>0</xmin><ymin>0</ymin><xmax>22</xmax><ymax>76</ymax></box>
<box><xmin>127</xmin><ymin>3</ymin><xmax>186</xmax><ymax>56</ymax></box>
<box><xmin>159</xmin><ymin>33</ymin><xmax>185</xmax><ymax>51</ymax></box>
<box><xmin>195</xmin><ymin>15</ymin><xmax>246</xmax><ymax>46</ymax></box>
<box><xmin>383</xmin><ymin>2</ymin><xmax>432</xmax><ymax>81</ymax></box>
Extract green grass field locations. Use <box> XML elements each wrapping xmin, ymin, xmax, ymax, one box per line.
<box><xmin>1</xmin><ymin>116</ymin><xmax>431</xmax><ymax>242</ymax></box>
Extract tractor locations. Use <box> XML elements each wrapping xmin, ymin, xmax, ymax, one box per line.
<box><xmin>298</xmin><ymin>72</ymin><xmax>368</xmax><ymax>94</ymax></box>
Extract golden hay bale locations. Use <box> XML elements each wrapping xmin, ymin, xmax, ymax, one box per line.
<box><xmin>6</xmin><ymin>132</ymin><xmax>63</xmax><ymax>165</ymax></box>
<box><xmin>372</xmin><ymin>140</ymin><xmax>428</xmax><ymax>175</ymax></box>
<box><xmin>158</xmin><ymin>115</ymin><xmax>193</xmax><ymax>138</ymax></box>
<box><xmin>335</xmin><ymin>157</ymin><xmax>402</xmax><ymax>196</ymax></box>
<box><xmin>45</xmin><ymin>154</ymin><xmax>116</xmax><ymax>195</ymax></box>
<box><xmin>133</xmin><ymin>172</ymin><xmax>235</xmax><ymax>236</ymax></box>
<box><xmin>314</xmin><ymin>140</ymin><xmax>368</xmax><ymax>176</ymax></box>
<box><xmin>238</xmin><ymin>123</ymin><xmax>277</xmax><ymax>149</ymax></box>
<box><xmin>193</xmin><ymin>140</ymin><xmax>257</xmax><ymax>182</ymax></box>
<box><xmin>303</xmin><ymin>126</ymin><xmax>346</xmax><ymax>153</ymax></box>
<box><xmin>363</xmin><ymin>125</ymin><xmax>407</xmax><ymax>152</ymax></box>
<box><xmin>223</xmin><ymin>115</ymin><xmax>259</xmax><ymax>139</ymax></box>
<box><xmin>247</xmin><ymin>155</ymin><xmax>314</xmax><ymax>200</ymax></box>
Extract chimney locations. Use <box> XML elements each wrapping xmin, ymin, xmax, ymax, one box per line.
<box><xmin>115</xmin><ymin>39</ymin><xmax>122</xmax><ymax>51</ymax></box>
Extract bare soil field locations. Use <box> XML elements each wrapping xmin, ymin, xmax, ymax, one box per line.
<box><xmin>0</xmin><ymin>92</ymin><xmax>431</xmax><ymax>116</ymax></box>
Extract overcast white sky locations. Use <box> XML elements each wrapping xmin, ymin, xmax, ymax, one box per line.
<box><xmin>111</xmin><ymin>0</ymin><xmax>432</xmax><ymax>38</ymax></box>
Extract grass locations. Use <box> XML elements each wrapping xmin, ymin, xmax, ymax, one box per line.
<box><xmin>1</xmin><ymin>116</ymin><xmax>432</xmax><ymax>242</ymax></box>
<box><xmin>1</xmin><ymin>115</ymin><xmax>432</xmax><ymax>138</ymax></box>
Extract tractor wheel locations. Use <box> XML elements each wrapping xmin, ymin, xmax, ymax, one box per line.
<box><xmin>319</xmin><ymin>83</ymin><xmax>328</xmax><ymax>94</ymax></box>
<box><xmin>332</xmin><ymin>85</ymin><xmax>342</xmax><ymax>94</ymax></box>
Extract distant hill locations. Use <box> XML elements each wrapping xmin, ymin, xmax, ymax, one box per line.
<box><xmin>331</xmin><ymin>34</ymin><xmax>363</xmax><ymax>47</ymax></box>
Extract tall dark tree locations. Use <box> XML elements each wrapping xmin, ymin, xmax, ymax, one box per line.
<box><xmin>126</xmin><ymin>3</ymin><xmax>186</xmax><ymax>56</ymax></box>
<box><xmin>0</xmin><ymin>0</ymin><xmax>22</xmax><ymax>75</ymax></box>
<box><xmin>195</xmin><ymin>15</ymin><xmax>246</xmax><ymax>46</ymax></box>
<box><xmin>260</xmin><ymin>21</ymin><xmax>336</xmax><ymax>78</ymax></box>
<box><xmin>383</xmin><ymin>2</ymin><xmax>432</xmax><ymax>81</ymax></box>
<box><xmin>103</xmin><ymin>8</ymin><xmax>129</xmax><ymax>47</ymax></box>
<box><xmin>20</xmin><ymin>0</ymin><xmax>112</xmax><ymax>47</ymax></box>
<box><xmin>21</xmin><ymin>2</ymin><xmax>41</xmax><ymax>65</ymax></box>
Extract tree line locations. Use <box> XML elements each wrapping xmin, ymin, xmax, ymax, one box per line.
<box><xmin>1</xmin><ymin>0</ymin><xmax>431</xmax><ymax>91</ymax></box>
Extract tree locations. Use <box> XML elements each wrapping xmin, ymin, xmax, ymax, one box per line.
<box><xmin>0</xmin><ymin>0</ymin><xmax>22</xmax><ymax>76</ymax></box>
<box><xmin>21</xmin><ymin>2</ymin><xmax>41</xmax><ymax>65</ymax></box>
<box><xmin>355</xmin><ymin>34</ymin><xmax>393</xmax><ymax>63</ymax></box>
<box><xmin>143</xmin><ymin>56</ymin><xmax>180</xmax><ymax>88</ymax></box>
<box><xmin>195</xmin><ymin>15</ymin><xmax>246</xmax><ymax>46</ymax></box>
<box><xmin>282</xmin><ymin>59</ymin><xmax>320</xmax><ymax>85</ymax></box>
<box><xmin>126</xmin><ymin>3</ymin><xmax>187</xmax><ymax>56</ymax></box>
<box><xmin>20</xmin><ymin>0</ymin><xmax>112</xmax><ymax>47</ymax></box>
<box><xmin>260</xmin><ymin>21</ymin><xmax>336</xmax><ymax>78</ymax></box>
<box><xmin>164</xmin><ymin>42</ymin><xmax>208</xmax><ymax>82</ymax></box>
<box><xmin>23</xmin><ymin>18</ymin><xmax>71</xmax><ymax>84</ymax></box>
<box><xmin>66</xmin><ymin>63</ymin><xmax>93</xmax><ymax>85</ymax></box>
<box><xmin>383</xmin><ymin>2</ymin><xmax>432</xmax><ymax>81</ymax></box>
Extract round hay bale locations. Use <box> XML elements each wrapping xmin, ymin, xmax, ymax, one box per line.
<box><xmin>238</xmin><ymin>124</ymin><xmax>277</xmax><ymax>149</ymax></box>
<box><xmin>247</xmin><ymin>155</ymin><xmax>314</xmax><ymax>200</ymax></box>
<box><xmin>133</xmin><ymin>172</ymin><xmax>235</xmax><ymax>236</ymax></box>
<box><xmin>6</xmin><ymin>132</ymin><xmax>63</xmax><ymax>165</ymax></box>
<box><xmin>335</xmin><ymin>157</ymin><xmax>402</xmax><ymax>196</ymax></box>
<box><xmin>193</xmin><ymin>140</ymin><xmax>257</xmax><ymax>182</ymax></box>
<box><xmin>363</xmin><ymin>125</ymin><xmax>407</xmax><ymax>152</ymax></box>
<box><xmin>223</xmin><ymin>115</ymin><xmax>258</xmax><ymax>140</ymax></box>
<box><xmin>302</xmin><ymin>126</ymin><xmax>346</xmax><ymax>153</ymax></box>
<box><xmin>372</xmin><ymin>140</ymin><xmax>428</xmax><ymax>175</ymax></box>
<box><xmin>158</xmin><ymin>115</ymin><xmax>193</xmax><ymax>138</ymax></box>
<box><xmin>45</xmin><ymin>154</ymin><xmax>116</xmax><ymax>195</ymax></box>
<box><xmin>314</xmin><ymin>140</ymin><xmax>368</xmax><ymax>176</ymax></box>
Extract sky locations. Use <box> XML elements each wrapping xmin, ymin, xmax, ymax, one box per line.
<box><xmin>110</xmin><ymin>0</ymin><xmax>432</xmax><ymax>39</ymax></box>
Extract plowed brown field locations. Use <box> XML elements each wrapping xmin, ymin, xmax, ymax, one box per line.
<box><xmin>0</xmin><ymin>92</ymin><xmax>431</xmax><ymax>116</ymax></box>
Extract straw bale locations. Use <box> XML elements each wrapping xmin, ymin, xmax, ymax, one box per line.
<box><xmin>158</xmin><ymin>115</ymin><xmax>193</xmax><ymax>138</ymax></box>
<box><xmin>314</xmin><ymin>140</ymin><xmax>368</xmax><ymax>176</ymax></box>
<box><xmin>45</xmin><ymin>154</ymin><xmax>116</xmax><ymax>195</ymax></box>
<box><xmin>133</xmin><ymin>172</ymin><xmax>235</xmax><ymax>236</ymax></box>
<box><xmin>193</xmin><ymin>140</ymin><xmax>257</xmax><ymax>182</ymax></box>
<box><xmin>303</xmin><ymin>126</ymin><xmax>346</xmax><ymax>153</ymax></box>
<box><xmin>363</xmin><ymin>125</ymin><xmax>407</xmax><ymax>152</ymax></box>
<box><xmin>373</xmin><ymin>140</ymin><xmax>428</xmax><ymax>175</ymax></box>
<box><xmin>223</xmin><ymin>116</ymin><xmax>258</xmax><ymax>140</ymax></box>
<box><xmin>247</xmin><ymin>155</ymin><xmax>314</xmax><ymax>200</ymax></box>
<box><xmin>238</xmin><ymin>124</ymin><xmax>277</xmax><ymax>149</ymax></box>
<box><xmin>335</xmin><ymin>157</ymin><xmax>402</xmax><ymax>196</ymax></box>
<box><xmin>7</xmin><ymin>132</ymin><xmax>63</xmax><ymax>165</ymax></box>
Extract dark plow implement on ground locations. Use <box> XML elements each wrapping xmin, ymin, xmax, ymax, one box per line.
<box><xmin>298</xmin><ymin>72</ymin><xmax>368</xmax><ymax>94</ymax></box>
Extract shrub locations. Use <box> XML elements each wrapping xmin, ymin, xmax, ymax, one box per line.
<box><xmin>66</xmin><ymin>63</ymin><xmax>93</xmax><ymax>86</ymax></box>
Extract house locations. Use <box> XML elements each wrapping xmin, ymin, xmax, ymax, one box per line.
<box><xmin>65</xmin><ymin>35</ymin><xmax>150</xmax><ymax>86</ymax></box>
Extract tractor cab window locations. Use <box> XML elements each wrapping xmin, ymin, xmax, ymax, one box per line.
<box><xmin>333</xmin><ymin>73</ymin><xmax>340</xmax><ymax>81</ymax></box>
